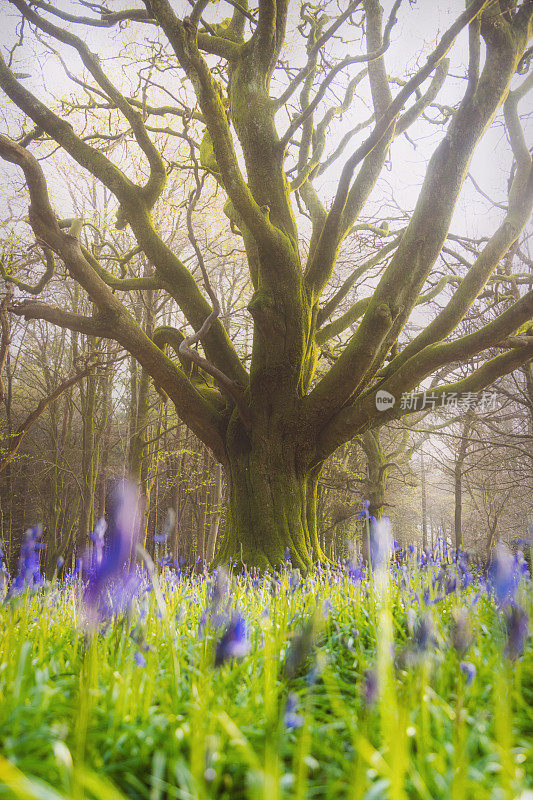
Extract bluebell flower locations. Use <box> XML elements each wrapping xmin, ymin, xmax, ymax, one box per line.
<box><xmin>514</xmin><ymin>551</ymin><xmax>530</xmax><ymax>579</ymax></box>
<box><xmin>322</xmin><ymin>598</ymin><xmax>333</xmax><ymax>617</ymax></box>
<box><xmin>487</xmin><ymin>544</ymin><xmax>519</xmax><ymax>606</ymax></box>
<box><xmin>134</xmin><ymin>651</ymin><xmax>147</xmax><ymax>668</ymax></box>
<box><xmin>357</xmin><ymin>499</ymin><xmax>376</xmax><ymax>524</ymax></box>
<box><xmin>347</xmin><ymin>559</ymin><xmax>364</xmax><ymax>585</ymax></box>
<box><xmin>198</xmin><ymin>610</ymin><xmax>207</xmax><ymax>640</ymax></box>
<box><xmin>460</xmin><ymin>568</ymin><xmax>473</xmax><ymax>589</ymax></box>
<box><xmin>414</xmin><ymin>613</ymin><xmax>434</xmax><ymax>651</ymax></box>
<box><xmin>460</xmin><ymin>661</ymin><xmax>476</xmax><ymax>685</ymax></box>
<box><xmin>284</xmin><ymin>693</ymin><xmax>304</xmax><ymax>729</ymax></box>
<box><xmin>444</xmin><ymin>575</ymin><xmax>457</xmax><ymax>595</ymax></box>
<box><xmin>7</xmin><ymin>525</ymin><xmax>46</xmax><ymax>597</ymax></box>
<box><xmin>514</xmin><ymin>536</ymin><xmax>533</xmax><ymax>549</ymax></box>
<box><xmin>363</xmin><ymin>669</ymin><xmax>378</xmax><ymax>707</ymax></box>
<box><xmin>215</xmin><ymin>611</ymin><xmax>250</xmax><ymax>666</ymax></box>
<box><xmin>83</xmin><ymin>481</ymin><xmax>141</xmax><ymax>625</ymax></box>
<box><xmin>306</xmin><ymin>663</ymin><xmax>319</xmax><ymax>686</ymax></box>
<box><xmin>153</xmin><ymin>508</ymin><xmax>176</xmax><ymax>544</ymax></box>
<box><xmin>505</xmin><ymin>605</ymin><xmax>529</xmax><ymax>660</ymax></box>
<box><xmin>290</xmin><ymin>568</ymin><xmax>301</xmax><ymax>592</ymax></box>
<box><xmin>89</xmin><ymin>517</ymin><xmax>106</xmax><ymax>566</ymax></box>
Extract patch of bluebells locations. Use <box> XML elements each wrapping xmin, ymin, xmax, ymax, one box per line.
<box><xmin>6</xmin><ymin>525</ymin><xmax>46</xmax><ymax>598</ymax></box>
<box><xmin>486</xmin><ymin>544</ymin><xmax>521</xmax><ymax>607</ymax></box>
<box><xmin>214</xmin><ymin>611</ymin><xmax>250</xmax><ymax>666</ymax></box>
<box><xmin>357</xmin><ymin>499</ymin><xmax>376</xmax><ymax>525</ymax></box>
<box><xmin>460</xmin><ymin>660</ymin><xmax>476</xmax><ymax>685</ymax></box>
<box><xmin>83</xmin><ymin>481</ymin><xmax>143</xmax><ymax>627</ymax></box>
<box><xmin>284</xmin><ymin>693</ymin><xmax>304</xmax><ymax>729</ymax></box>
<box><xmin>2</xmin><ymin>502</ymin><xmax>530</xmax><ymax>684</ymax></box>
<box><xmin>89</xmin><ymin>517</ymin><xmax>106</xmax><ymax>567</ymax></box>
<box><xmin>153</xmin><ymin>508</ymin><xmax>176</xmax><ymax>544</ymax></box>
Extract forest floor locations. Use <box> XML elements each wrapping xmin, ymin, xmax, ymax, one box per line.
<box><xmin>0</xmin><ymin>546</ymin><xmax>531</xmax><ymax>800</ymax></box>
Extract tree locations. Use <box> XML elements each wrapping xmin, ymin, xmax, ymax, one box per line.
<box><xmin>0</xmin><ymin>0</ymin><xmax>532</xmax><ymax>569</ymax></box>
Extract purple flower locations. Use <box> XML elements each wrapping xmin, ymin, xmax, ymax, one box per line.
<box><xmin>134</xmin><ymin>651</ymin><xmax>147</xmax><ymax>668</ymax></box>
<box><xmin>89</xmin><ymin>517</ymin><xmax>106</xmax><ymax>566</ymax></box>
<box><xmin>357</xmin><ymin>500</ymin><xmax>376</xmax><ymax>523</ymax></box>
<box><xmin>487</xmin><ymin>544</ymin><xmax>519</xmax><ymax>606</ymax></box>
<box><xmin>7</xmin><ymin>525</ymin><xmax>46</xmax><ymax>597</ymax></box>
<box><xmin>153</xmin><ymin>508</ymin><xmax>175</xmax><ymax>544</ymax></box>
<box><xmin>363</xmin><ymin>669</ymin><xmax>378</xmax><ymax>707</ymax></box>
<box><xmin>215</xmin><ymin>611</ymin><xmax>250</xmax><ymax>666</ymax></box>
<box><xmin>515</xmin><ymin>551</ymin><xmax>530</xmax><ymax>579</ymax></box>
<box><xmin>284</xmin><ymin>693</ymin><xmax>304</xmax><ymax>729</ymax></box>
<box><xmin>444</xmin><ymin>576</ymin><xmax>457</xmax><ymax>595</ymax></box>
<box><xmin>460</xmin><ymin>661</ymin><xmax>476</xmax><ymax>685</ymax></box>
<box><xmin>198</xmin><ymin>610</ymin><xmax>207</xmax><ymax>640</ymax></box>
<box><xmin>505</xmin><ymin>605</ymin><xmax>529</xmax><ymax>660</ymax></box>
<box><xmin>83</xmin><ymin>481</ymin><xmax>141</xmax><ymax>625</ymax></box>
<box><xmin>414</xmin><ymin>613</ymin><xmax>434</xmax><ymax>651</ymax></box>
<box><xmin>347</xmin><ymin>560</ymin><xmax>364</xmax><ymax>585</ymax></box>
<box><xmin>290</xmin><ymin>569</ymin><xmax>301</xmax><ymax>592</ymax></box>
<box><xmin>322</xmin><ymin>598</ymin><xmax>333</xmax><ymax>617</ymax></box>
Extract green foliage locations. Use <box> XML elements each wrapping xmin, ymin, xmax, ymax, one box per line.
<box><xmin>0</xmin><ymin>566</ymin><xmax>531</xmax><ymax>800</ymax></box>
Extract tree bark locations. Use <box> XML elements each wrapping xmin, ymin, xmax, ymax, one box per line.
<box><xmin>454</xmin><ymin>413</ymin><xmax>474</xmax><ymax>551</ymax></box>
<box><xmin>206</xmin><ymin>460</ymin><xmax>223</xmax><ymax>564</ymax></box>
<box><xmin>216</xmin><ymin>434</ymin><xmax>325</xmax><ymax>570</ymax></box>
<box><xmin>421</xmin><ymin>453</ymin><xmax>428</xmax><ymax>551</ymax></box>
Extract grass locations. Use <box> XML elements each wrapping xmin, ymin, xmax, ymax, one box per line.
<box><xmin>0</xmin><ymin>552</ymin><xmax>531</xmax><ymax>800</ymax></box>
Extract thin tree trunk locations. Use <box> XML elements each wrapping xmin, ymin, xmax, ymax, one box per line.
<box><xmin>421</xmin><ymin>453</ymin><xmax>428</xmax><ymax>551</ymax></box>
<box><xmin>206</xmin><ymin>461</ymin><xmax>223</xmax><ymax>563</ymax></box>
<box><xmin>454</xmin><ymin>412</ymin><xmax>474</xmax><ymax>551</ymax></box>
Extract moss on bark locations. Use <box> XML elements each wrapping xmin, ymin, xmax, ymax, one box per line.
<box><xmin>215</xmin><ymin>420</ymin><xmax>325</xmax><ymax>570</ymax></box>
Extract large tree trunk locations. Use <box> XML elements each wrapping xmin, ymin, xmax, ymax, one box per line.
<box><xmin>361</xmin><ymin>431</ymin><xmax>389</xmax><ymax>520</ymax></box>
<box><xmin>216</xmin><ymin>438</ymin><xmax>324</xmax><ymax>571</ymax></box>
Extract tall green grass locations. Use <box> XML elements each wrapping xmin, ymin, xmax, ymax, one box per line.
<box><xmin>0</xmin><ymin>560</ymin><xmax>531</xmax><ymax>800</ymax></box>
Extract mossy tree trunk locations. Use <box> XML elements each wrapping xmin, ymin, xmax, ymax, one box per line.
<box><xmin>217</xmin><ymin>431</ymin><xmax>324</xmax><ymax>570</ymax></box>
